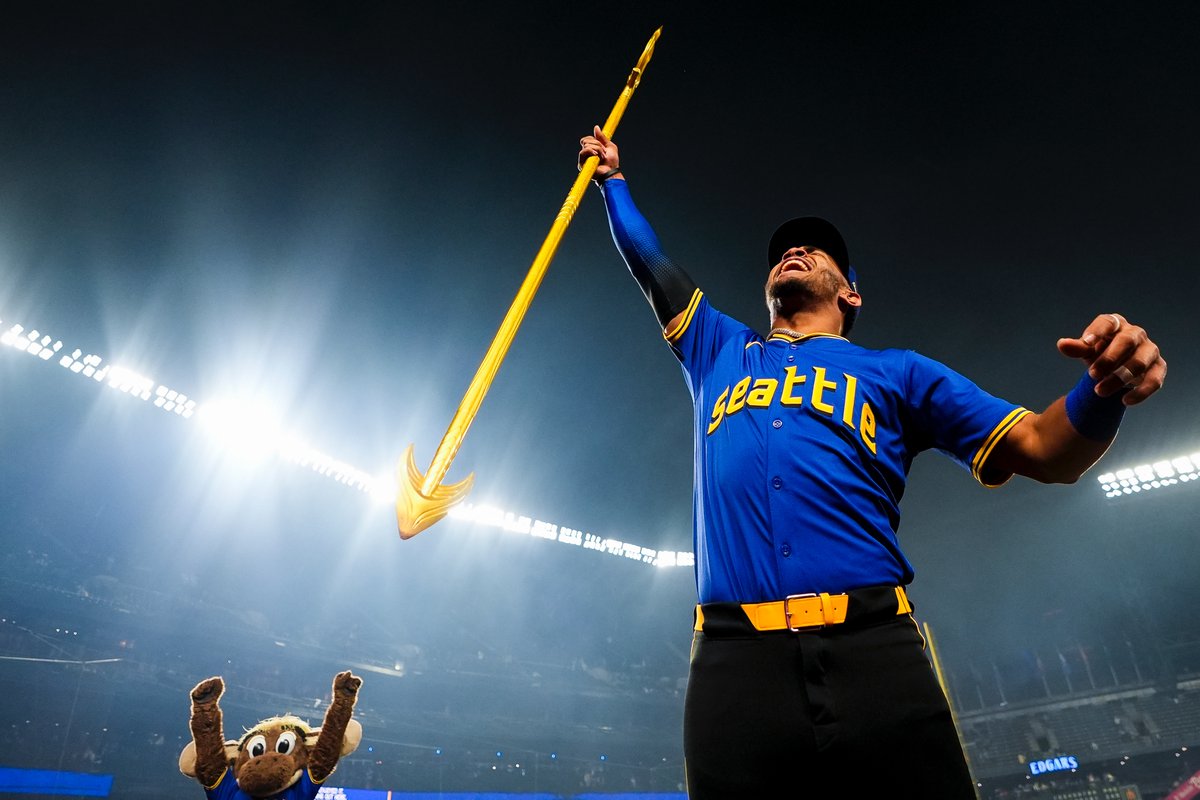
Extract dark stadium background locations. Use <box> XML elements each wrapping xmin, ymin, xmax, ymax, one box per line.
<box><xmin>1</xmin><ymin>2</ymin><xmax>1197</xmax><ymax>797</ymax></box>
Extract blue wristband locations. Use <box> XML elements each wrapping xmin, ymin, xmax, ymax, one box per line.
<box><xmin>1064</xmin><ymin>371</ymin><xmax>1126</xmax><ymax>441</ymax></box>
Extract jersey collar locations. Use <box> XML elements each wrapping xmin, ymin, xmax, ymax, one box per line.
<box><xmin>765</xmin><ymin>331</ymin><xmax>848</xmax><ymax>344</ymax></box>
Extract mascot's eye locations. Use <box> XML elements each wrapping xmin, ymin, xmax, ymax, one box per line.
<box><xmin>246</xmin><ymin>734</ymin><xmax>267</xmax><ymax>758</ymax></box>
<box><xmin>276</xmin><ymin>731</ymin><xmax>298</xmax><ymax>754</ymax></box>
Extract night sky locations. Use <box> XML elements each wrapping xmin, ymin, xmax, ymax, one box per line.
<box><xmin>1</xmin><ymin>0</ymin><xmax>1198</xmax><ymax>702</ymax></box>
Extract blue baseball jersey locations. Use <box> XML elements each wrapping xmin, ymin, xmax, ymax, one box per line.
<box><xmin>667</xmin><ymin>291</ymin><xmax>1030</xmax><ymax>604</ymax></box>
<box><xmin>205</xmin><ymin>767</ymin><xmax>322</xmax><ymax>800</ymax></box>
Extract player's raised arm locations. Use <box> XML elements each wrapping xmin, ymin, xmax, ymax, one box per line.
<box><xmin>579</xmin><ymin>126</ymin><xmax>697</xmax><ymax>334</ymax></box>
<box><xmin>985</xmin><ymin>313</ymin><xmax>1166</xmax><ymax>484</ymax></box>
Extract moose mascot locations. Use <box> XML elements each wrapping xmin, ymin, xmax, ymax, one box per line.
<box><xmin>179</xmin><ymin>671</ymin><xmax>363</xmax><ymax>799</ymax></box>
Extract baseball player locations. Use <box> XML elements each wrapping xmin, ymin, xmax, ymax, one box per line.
<box><xmin>578</xmin><ymin>126</ymin><xmax>1166</xmax><ymax>798</ymax></box>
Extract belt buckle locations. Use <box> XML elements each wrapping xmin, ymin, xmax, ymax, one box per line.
<box><xmin>783</xmin><ymin>592</ymin><xmax>821</xmax><ymax>632</ymax></box>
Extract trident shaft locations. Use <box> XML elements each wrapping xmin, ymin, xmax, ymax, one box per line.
<box><xmin>396</xmin><ymin>27</ymin><xmax>663</xmax><ymax>539</ymax></box>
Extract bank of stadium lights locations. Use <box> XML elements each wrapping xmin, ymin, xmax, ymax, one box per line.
<box><xmin>447</xmin><ymin>502</ymin><xmax>693</xmax><ymax>568</ymax></box>
<box><xmin>1</xmin><ymin>315</ymin><xmax>693</xmax><ymax>569</ymax></box>
<box><xmin>2</xmin><ymin>321</ymin><xmax>197</xmax><ymax>418</ymax></box>
<box><xmin>1097</xmin><ymin>452</ymin><xmax>1200</xmax><ymax>499</ymax></box>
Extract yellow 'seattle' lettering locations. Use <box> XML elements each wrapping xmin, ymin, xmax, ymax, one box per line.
<box><xmin>781</xmin><ymin>366</ymin><xmax>806</xmax><ymax>406</ymax></box>
<box><xmin>705</xmin><ymin>364</ymin><xmax>879</xmax><ymax>459</ymax></box>
<box><xmin>726</xmin><ymin>376</ymin><xmax>752</xmax><ymax>416</ymax></box>
<box><xmin>842</xmin><ymin>373</ymin><xmax>858</xmax><ymax>427</ymax></box>
<box><xmin>708</xmin><ymin>386</ymin><xmax>730</xmax><ymax>435</ymax></box>
<box><xmin>747</xmin><ymin>378</ymin><xmax>778</xmax><ymax>407</ymax></box>
<box><xmin>860</xmin><ymin>402</ymin><xmax>877</xmax><ymax>454</ymax></box>
<box><xmin>811</xmin><ymin>367</ymin><xmax>836</xmax><ymax>415</ymax></box>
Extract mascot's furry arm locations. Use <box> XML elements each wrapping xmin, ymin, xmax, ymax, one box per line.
<box><xmin>308</xmin><ymin>671</ymin><xmax>362</xmax><ymax>782</ymax></box>
<box><xmin>188</xmin><ymin>676</ymin><xmax>229</xmax><ymax>788</ymax></box>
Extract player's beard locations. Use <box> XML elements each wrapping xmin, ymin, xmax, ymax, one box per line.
<box><xmin>765</xmin><ymin>268</ymin><xmax>843</xmax><ymax>318</ymax></box>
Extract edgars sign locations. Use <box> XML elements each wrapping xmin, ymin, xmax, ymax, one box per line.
<box><xmin>1030</xmin><ymin>755</ymin><xmax>1079</xmax><ymax>775</ymax></box>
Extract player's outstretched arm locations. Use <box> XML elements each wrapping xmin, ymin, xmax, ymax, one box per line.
<box><xmin>579</xmin><ymin>126</ymin><xmax>697</xmax><ymax>334</ymax></box>
<box><xmin>987</xmin><ymin>313</ymin><xmax>1166</xmax><ymax>484</ymax></box>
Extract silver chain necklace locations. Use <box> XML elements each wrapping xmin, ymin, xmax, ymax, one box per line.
<box><xmin>768</xmin><ymin>327</ymin><xmax>808</xmax><ymax>339</ymax></box>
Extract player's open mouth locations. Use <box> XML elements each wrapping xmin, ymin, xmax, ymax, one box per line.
<box><xmin>780</xmin><ymin>257</ymin><xmax>812</xmax><ymax>273</ymax></box>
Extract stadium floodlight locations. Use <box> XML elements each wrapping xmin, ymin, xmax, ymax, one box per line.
<box><xmin>2</xmin><ymin>311</ymin><xmax>693</xmax><ymax>569</ymax></box>
<box><xmin>196</xmin><ymin>396</ymin><xmax>288</xmax><ymax>464</ymax></box>
<box><xmin>1096</xmin><ymin>451</ymin><xmax>1200</xmax><ymax>499</ymax></box>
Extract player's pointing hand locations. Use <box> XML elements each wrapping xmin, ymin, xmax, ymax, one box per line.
<box><xmin>1057</xmin><ymin>313</ymin><xmax>1166</xmax><ymax>405</ymax></box>
<box><xmin>579</xmin><ymin>125</ymin><xmax>621</xmax><ymax>181</ymax></box>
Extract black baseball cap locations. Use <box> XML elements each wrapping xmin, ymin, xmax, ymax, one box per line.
<box><xmin>767</xmin><ymin>216</ymin><xmax>851</xmax><ymax>280</ymax></box>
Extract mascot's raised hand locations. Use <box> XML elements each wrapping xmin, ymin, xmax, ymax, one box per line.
<box><xmin>180</xmin><ymin>671</ymin><xmax>363</xmax><ymax>799</ymax></box>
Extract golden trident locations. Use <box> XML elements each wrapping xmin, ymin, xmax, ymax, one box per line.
<box><xmin>395</xmin><ymin>27</ymin><xmax>663</xmax><ymax>539</ymax></box>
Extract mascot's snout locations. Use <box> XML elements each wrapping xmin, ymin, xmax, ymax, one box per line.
<box><xmin>235</xmin><ymin>751</ymin><xmax>301</xmax><ymax>796</ymax></box>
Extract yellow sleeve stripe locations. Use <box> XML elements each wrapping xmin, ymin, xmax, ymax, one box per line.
<box><xmin>663</xmin><ymin>289</ymin><xmax>704</xmax><ymax>344</ymax></box>
<box><xmin>970</xmin><ymin>407</ymin><xmax>1032</xmax><ymax>485</ymax></box>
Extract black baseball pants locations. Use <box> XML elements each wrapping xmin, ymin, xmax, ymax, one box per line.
<box><xmin>683</xmin><ymin>590</ymin><xmax>977</xmax><ymax>799</ymax></box>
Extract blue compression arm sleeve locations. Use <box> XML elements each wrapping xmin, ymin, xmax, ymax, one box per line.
<box><xmin>601</xmin><ymin>177</ymin><xmax>698</xmax><ymax>328</ymax></box>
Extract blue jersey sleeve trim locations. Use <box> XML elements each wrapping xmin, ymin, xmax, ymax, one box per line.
<box><xmin>664</xmin><ymin>288</ymin><xmax>704</xmax><ymax>343</ymax></box>
<box><xmin>970</xmin><ymin>407</ymin><xmax>1032</xmax><ymax>487</ymax></box>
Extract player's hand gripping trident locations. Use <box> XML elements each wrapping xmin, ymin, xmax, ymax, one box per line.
<box><xmin>579</xmin><ymin>126</ymin><xmax>621</xmax><ymax>179</ymax></box>
<box><xmin>1057</xmin><ymin>313</ymin><xmax>1166</xmax><ymax>405</ymax></box>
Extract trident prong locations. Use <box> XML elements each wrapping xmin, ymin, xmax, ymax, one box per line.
<box><xmin>394</xmin><ymin>445</ymin><xmax>474</xmax><ymax>540</ymax></box>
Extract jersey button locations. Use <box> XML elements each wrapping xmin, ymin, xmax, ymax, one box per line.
<box><xmin>771</xmin><ymin>476</ymin><xmax>783</xmax><ymax>489</ymax></box>
<box><xmin>780</xmin><ymin>543</ymin><xmax>792</xmax><ymax>557</ymax></box>
<box><xmin>772</xmin><ymin>419</ymin><xmax>783</xmax><ymax>429</ymax></box>
<box><xmin>786</xmin><ymin>355</ymin><xmax>795</xmax><ymax>362</ymax></box>
<box><xmin>789</xmin><ymin>344</ymin><xmax>798</xmax><ymax>350</ymax></box>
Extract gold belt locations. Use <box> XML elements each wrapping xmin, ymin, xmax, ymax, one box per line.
<box><xmin>694</xmin><ymin>586</ymin><xmax>912</xmax><ymax>632</ymax></box>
